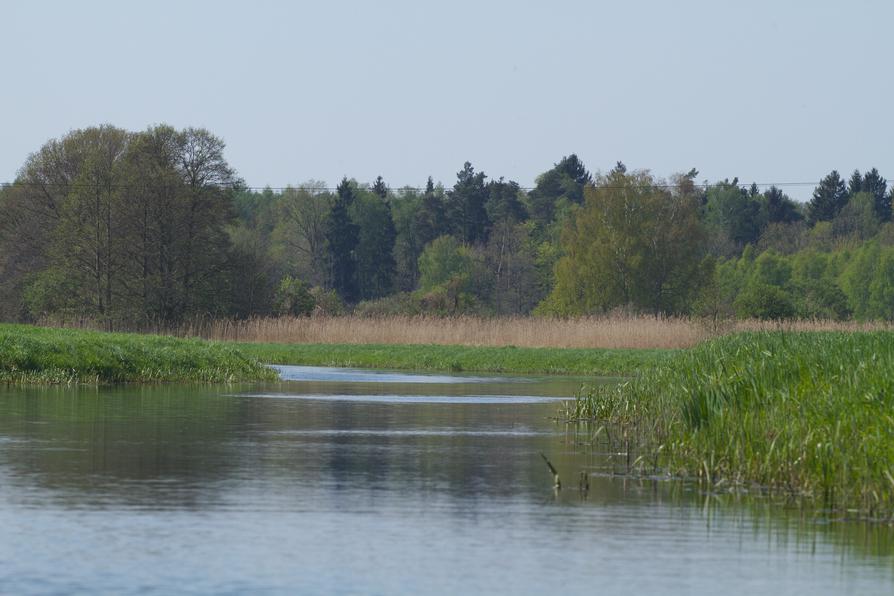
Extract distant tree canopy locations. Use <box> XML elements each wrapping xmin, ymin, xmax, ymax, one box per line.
<box><xmin>528</xmin><ymin>154</ymin><xmax>591</xmax><ymax>227</ymax></box>
<box><xmin>539</xmin><ymin>168</ymin><xmax>706</xmax><ymax>316</ymax></box>
<box><xmin>1</xmin><ymin>124</ymin><xmax>239</xmax><ymax>323</ymax></box>
<box><xmin>1</xmin><ymin>124</ymin><xmax>893</xmax><ymax>323</ymax></box>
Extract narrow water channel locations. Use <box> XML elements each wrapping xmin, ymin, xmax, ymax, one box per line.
<box><xmin>0</xmin><ymin>367</ymin><xmax>891</xmax><ymax>594</ymax></box>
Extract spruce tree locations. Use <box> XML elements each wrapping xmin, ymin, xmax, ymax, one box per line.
<box><xmin>353</xmin><ymin>176</ymin><xmax>397</xmax><ymax>299</ymax></box>
<box><xmin>371</xmin><ymin>175</ymin><xmax>388</xmax><ymax>199</ymax></box>
<box><xmin>325</xmin><ymin>177</ymin><xmax>359</xmax><ymax>301</ymax></box>
<box><xmin>861</xmin><ymin>168</ymin><xmax>890</xmax><ymax>221</ymax></box>
<box><xmin>415</xmin><ymin>176</ymin><xmax>446</xmax><ymax>249</ymax></box>
<box><xmin>808</xmin><ymin>170</ymin><xmax>849</xmax><ymax>225</ymax></box>
<box><xmin>764</xmin><ymin>186</ymin><xmax>802</xmax><ymax>224</ymax></box>
<box><xmin>848</xmin><ymin>169</ymin><xmax>863</xmax><ymax>196</ymax></box>
<box><xmin>445</xmin><ymin>162</ymin><xmax>489</xmax><ymax>244</ymax></box>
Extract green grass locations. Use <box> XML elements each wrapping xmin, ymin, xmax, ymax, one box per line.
<box><xmin>234</xmin><ymin>342</ymin><xmax>673</xmax><ymax>376</ymax></box>
<box><xmin>0</xmin><ymin>324</ymin><xmax>277</xmax><ymax>384</ymax></box>
<box><xmin>0</xmin><ymin>324</ymin><xmax>672</xmax><ymax>384</ymax></box>
<box><xmin>566</xmin><ymin>331</ymin><xmax>894</xmax><ymax>519</ymax></box>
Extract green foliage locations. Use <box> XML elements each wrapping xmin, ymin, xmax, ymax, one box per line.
<box><xmin>734</xmin><ymin>283</ymin><xmax>796</xmax><ymax>320</ymax></box>
<box><xmin>271</xmin><ymin>184</ymin><xmax>332</xmax><ymax>288</ymax></box>
<box><xmin>832</xmin><ymin>192</ymin><xmax>881</xmax><ymax>241</ymax></box>
<box><xmin>418</xmin><ymin>235</ymin><xmax>473</xmax><ymax>292</ymax></box>
<box><xmin>1</xmin><ymin>125</ymin><xmax>240</xmax><ymax>324</ymax></box>
<box><xmin>527</xmin><ymin>154</ymin><xmax>591</xmax><ymax>227</ymax></box>
<box><xmin>703</xmin><ymin>181</ymin><xmax>765</xmax><ymax>254</ymax></box>
<box><xmin>868</xmin><ymin>250</ymin><xmax>894</xmax><ymax>320</ymax></box>
<box><xmin>484</xmin><ymin>221</ymin><xmax>543</xmax><ymax>314</ymax></box>
<box><xmin>851</xmin><ymin>168</ymin><xmax>890</xmax><ymax>222</ymax></box>
<box><xmin>413</xmin><ymin>177</ymin><xmax>447</xmax><ymax>250</ymax></box>
<box><xmin>762</xmin><ymin>186</ymin><xmax>803</xmax><ymax>224</ymax></box>
<box><xmin>541</xmin><ymin>169</ymin><xmax>706</xmax><ymax>315</ymax></box>
<box><xmin>840</xmin><ymin>242</ymin><xmax>881</xmax><ymax>319</ymax></box>
<box><xmin>23</xmin><ymin>268</ymin><xmax>81</xmax><ymax>319</ymax></box>
<box><xmin>353</xmin><ymin>292</ymin><xmax>424</xmax><ymax>317</ymax></box>
<box><xmin>351</xmin><ymin>186</ymin><xmax>397</xmax><ymax>300</ymax></box>
<box><xmin>485</xmin><ymin>178</ymin><xmax>526</xmax><ymax>227</ymax></box>
<box><xmin>274</xmin><ymin>276</ymin><xmax>315</xmax><ymax>316</ymax></box>
<box><xmin>3</xmin><ymin>125</ymin><xmax>894</xmax><ymax>324</ymax></box>
<box><xmin>566</xmin><ymin>332</ymin><xmax>894</xmax><ymax>517</ymax></box>
<box><xmin>308</xmin><ymin>286</ymin><xmax>345</xmax><ymax>316</ymax></box>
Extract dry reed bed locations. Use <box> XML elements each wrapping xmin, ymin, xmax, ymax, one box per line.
<box><xmin>41</xmin><ymin>315</ymin><xmax>894</xmax><ymax>350</ymax></box>
<box><xmin>176</xmin><ymin>315</ymin><xmax>704</xmax><ymax>349</ymax></box>
<box><xmin>68</xmin><ymin>315</ymin><xmax>893</xmax><ymax>350</ymax></box>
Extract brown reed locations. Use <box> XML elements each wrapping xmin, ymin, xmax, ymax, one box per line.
<box><xmin>36</xmin><ymin>314</ymin><xmax>894</xmax><ymax>350</ymax></box>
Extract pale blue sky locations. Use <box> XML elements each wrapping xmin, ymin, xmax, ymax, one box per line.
<box><xmin>2</xmin><ymin>0</ymin><xmax>891</xmax><ymax>199</ymax></box>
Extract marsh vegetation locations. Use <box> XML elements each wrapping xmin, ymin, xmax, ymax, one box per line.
<box><xmin>566</xmin><ymin>331</ymin><xmax>894</xmax><ymax>518</ymax></box>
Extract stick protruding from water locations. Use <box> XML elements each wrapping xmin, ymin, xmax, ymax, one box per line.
<box><xmin>540</xmin><ymin>452</ymin><xmax>561</xmax><ymax>490</ymax></box>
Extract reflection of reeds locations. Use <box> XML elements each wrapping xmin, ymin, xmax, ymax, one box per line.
<box><xmin>37</xmin><ymin>314</ymin><xmax>894</xmax><ymax>350</ymax></box>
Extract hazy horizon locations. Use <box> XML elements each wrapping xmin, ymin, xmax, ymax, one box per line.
<box><xmin>3</xmin><ymin>0</ymin><xmax>892</xmax><ymax>201</ymax></box>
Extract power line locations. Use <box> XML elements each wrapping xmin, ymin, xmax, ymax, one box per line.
<box><xmin>0</xmin><ymin>180</ymin><xmax>830</xmax><ymax>193</ymax></box>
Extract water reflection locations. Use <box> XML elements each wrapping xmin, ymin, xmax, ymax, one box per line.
<box><xmin>0</xmin><ymin>372</ymin><xmax>892</xmax><ymax>595</ymax></box>
<box><xmin>272</xmin><ymin>364</ymin><xmax>531</xmax><ymax>384</ymax></box>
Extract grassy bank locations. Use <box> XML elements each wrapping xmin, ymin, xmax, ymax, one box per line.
<box><xmin>0</xmin><ymin>324</ymin><xmax>672</xmax><ymax>384</ymax></box>
<box><xmin>236</xmin><ymin>342</ymin><xmax>673</xmax><ymax>376</ymax></box>
<box><xmin>0</xmin><ymin>324</ymin><xmax>277</xmax><ymax>384</ymax></box>
<box><xmin>567</xmin><ymin>331</ymin><xmax>894</xmax><ymax>518</ymax></box>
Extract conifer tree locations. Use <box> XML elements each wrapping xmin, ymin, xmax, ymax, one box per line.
<box><xmin>808</xmin><ymin>170</ymin><xmax>849</xmax><ymax>225</ymax></box>
<box><xmin>445</xmin><ymin>162</ymin><xmax>489</xmax><ymax>244</ymax></box>
<box><xmin>528</xmin><ymin>154</ymin><xmax>591</xmax><ymax>226</ymax></box>
<box><xmin>415</xmin><ymin>176</ymin><xmax>445</xmax><ymax>249</ymax></box>
<box><xmin>325</xmin><ymin>177</ymin><xmax>359</xmax><ymax>301</ymax></box>
<box><xmin>764</xmin><ymin>186</ymin><xmax>802</xmax><ymax>224</ymax></box>
<box><xmin>848</xmin><ymin>169</ymin><xmax>864</xmax><ymax>196</ymax></box>
<box><xmin>353</xmin><ymin>176</ymin><xmax>396</xmax><ymax>299</ymax></box>
<box><xmin>861</xmin><ymin>168</ymin><xmax>890</xmax><ymax>221</ymax></box>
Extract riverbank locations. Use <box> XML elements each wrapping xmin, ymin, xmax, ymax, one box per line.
<box><xmin>0</xmin><ymin>323</ymin><xmax>673</xmax><ymax>384</ymax></box>
<box><xmin>566</xmin><ymin>331</ymin><xmax>894</xmax><ymax>519</ymax></box>
<box><xmin>236</xmin><ymin>342</ymin><xmax>673</xmax><ymax>376</ymax></box>
<box><xmin>0</xmin><ymin>324</ymin><xmax>277</xmax><ymax>384</ymax></box>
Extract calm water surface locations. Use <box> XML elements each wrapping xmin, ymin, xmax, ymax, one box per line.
<box><xmin>0</xmin><ymin>366</ymin><xmax>892</xmax><ymax>595</ymax></box>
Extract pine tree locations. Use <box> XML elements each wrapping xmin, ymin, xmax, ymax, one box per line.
<box><xmin>528</xmin><ymin>154</ymin><xmax>592</xmax><ymax>226</ymax></box>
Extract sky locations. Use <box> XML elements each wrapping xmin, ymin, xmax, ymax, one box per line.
<box><xmin>2</xmin><ymin>0</ymin><xmax>892</xmax><ymax>200</ymax></box>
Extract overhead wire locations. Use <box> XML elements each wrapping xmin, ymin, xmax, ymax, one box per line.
<box><xmin>0</xmin><ymin>179</ymin><xmax>831</xmax><ymax>193</ymax></box>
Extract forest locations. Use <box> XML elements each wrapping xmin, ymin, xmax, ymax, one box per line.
<box><xmin>1</xmin><ymin>124</ymin><xmax>893</xmax><ymax>325</ymax></box>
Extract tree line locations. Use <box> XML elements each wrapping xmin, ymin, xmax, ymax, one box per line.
<box><xmin>1</xmin><ymin>124</ymin><xmax>893</xmax><ymax>324</ymax></box>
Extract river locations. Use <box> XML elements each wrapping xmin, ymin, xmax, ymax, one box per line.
<box><xmin>0</xmin><ymin>366</ymin><xmax>892</xmax><ymax>594</ymax></box>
